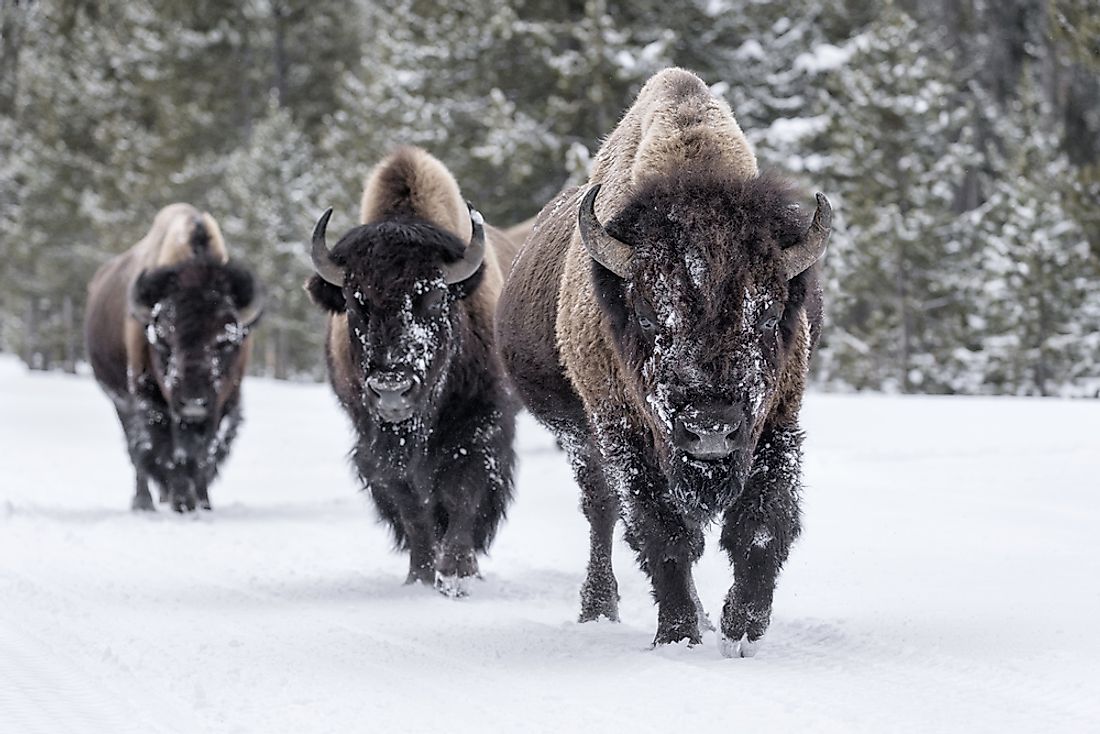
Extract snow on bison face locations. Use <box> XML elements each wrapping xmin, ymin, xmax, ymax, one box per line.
<box><xmin>130</xmin><ymin>259</ymin><xmax>262</xmax><ymax>433</ymax></box>
<box><xmin>306</xmin><ymin>208</ymin><xmax>486</xmax><ymax>429</ymax></box>
<box><xmin>580</xmin><ymin>171</ymin><xmax>830</xmax><ymax>513</ymax></box>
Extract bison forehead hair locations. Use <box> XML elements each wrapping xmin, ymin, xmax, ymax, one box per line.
<box><xmin>324</xmin><ymin>217</ymin><xmax>483</xmax><ymax>305</ymax></box>
<box><xmin>136</xmin><ymin>259</ymin><xmax>257</xmax><ymax>343</ymax></box>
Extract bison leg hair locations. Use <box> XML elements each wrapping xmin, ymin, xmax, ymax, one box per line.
<box><xmin>574</xmin><ymin>442</ymin><xmax>620</xmax><ymax>623</ymax></box>
<box><xmin>623</xmin><ymin>499</ymin><xmax>706</xmax><ymax>646</ymax></box>
<box><xmin>432</xmin><ymin>418</ymin><xmax>514</xmax><ymax>597</ymax></box>
<box><xmin>718</xmin><ymin>424</ymin><xmax>803</xmax><ymax>657</ymax></box>
<box><xmin>369</xmin><ymin>481</ymin><xmax>437</xmax><ymax>586</ymax></box>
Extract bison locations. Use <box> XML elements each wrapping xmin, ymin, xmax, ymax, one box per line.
<box><xmin>306</xmin><ymin>147</ymin><xmax>518</xmax><ymax>597</ymax></box>
<box><xmin>496</xmin><ymin>68</ymin><xmax>832</xmax><ymax>655</ymax></box>
<box><xmin>85</xmin><ymin>203</ymin><xmax>263</xmax><ymax>512</ymax></box>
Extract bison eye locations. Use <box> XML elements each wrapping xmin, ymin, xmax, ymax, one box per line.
<box><xmin>634</xmin><ymin>299</ymin><xmax>658</xmax><ymax>335</ymax></box>
<box><xmin>418</xmin><ymin>290</ymin><xmax>446</xmax><ymax>315</ymax></box>
<box><xmin>759</xmin><ymin>305</ymin><xmax>783</xmax><ymax>332</ymax></box>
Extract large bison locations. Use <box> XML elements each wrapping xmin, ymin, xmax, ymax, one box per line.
<box><xmin>85</xmin><ymin>204</ymin><xmax>263</xmax><ymax>512</ymax></box>
<box><xmin>497</xmin><ymin>68</ymin><xmax>832</xmax><ymax>655</ymax></box>
<box><xmin>306</xmin><ymin>147</ymin><xmax>517</xmax><ymax>597</ymax></box>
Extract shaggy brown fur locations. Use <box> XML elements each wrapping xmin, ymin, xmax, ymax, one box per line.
<box><xmin>497</xmin><ymin>68</ymin><xmax>827</xmax><ymax>654</ymax></box>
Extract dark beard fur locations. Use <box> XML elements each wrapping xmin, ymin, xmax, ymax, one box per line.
<box><xmin>665</xmin><ymin>450</ymin><xmax>746</xmax><ymax>522</ymax></box>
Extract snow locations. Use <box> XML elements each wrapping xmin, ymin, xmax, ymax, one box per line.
<box><xmin>794</xmin><ymin>42</ymin><xmax>854</xmax><ymax>74</ymax></box>
<box><xmin>1</xmin><ymin>355</ymin><xmax>1099</xmax><ymax>732</ymax></box>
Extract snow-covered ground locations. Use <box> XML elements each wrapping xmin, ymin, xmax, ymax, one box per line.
<box><xmin>1</xmin><ymin>355</ymin><xmax>1098</xmax><ymax>733</ymax></box>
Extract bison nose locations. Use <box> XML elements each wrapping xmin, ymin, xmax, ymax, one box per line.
<box><xmin>673</xmin><ymin>406</ymin><xmax>743</xmax><ymax>460</ymax></box>
<box><xmin>177</xmin><ymin>399</ymin><xmax>209</xmax><ymax>423</ymax></box>
<box><xmin>366</xmin><ymin>372</ymin><xmax>416</xmax><ymax>423</ymax></box>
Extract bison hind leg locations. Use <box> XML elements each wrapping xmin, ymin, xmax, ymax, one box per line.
<box><xmin>575</xmin><ymin>443</ymin><xmax>620</xmax><ymax>623</ymax></box>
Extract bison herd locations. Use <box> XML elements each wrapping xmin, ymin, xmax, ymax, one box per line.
<box><xmin>83</xmin><ymin>68</ymin><xmax>832</xmax><ymax>657</ymax></box>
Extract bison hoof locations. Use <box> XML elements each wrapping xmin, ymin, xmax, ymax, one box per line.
<box><xmin>719</xmin><ymin>633</ymin><xmax>759</xmax><ymax>659</ymax></box>
<box><xmin>131</xmin><ymin>494</ymin><xmax>156</xmax><ymax>512</ymax></box>
<box><xmin>199</xmin><ymin>499</ymin><xmax>212</xmax><ymax>511</ymax></box>
<box><xmin>405</xmin><ymin>567</ymin><xmax>435</xmax><ymax>586</ymax></box>
<box><xmin>578</xmin><ymin>581</ymin><xmax>620</xmax><ymax>623</ymax></box>
<box><xmin>652</xmin><ymin>623</ymin><xmax>702</xmax><ymax>648</ymax></box>
<box><xmin>434</xmin><ymin>572</ymin><xmax>471</xmax><ymax>599</ymax></box>
<box><xmin>171</xmin><ymin>490</ymin><xmax>197</xmax><ymax>513</ymax></box>
<box><xmin>578</xmin><ymin>603</ymin><xmax>620</xmax><ymax>624</ymax></box>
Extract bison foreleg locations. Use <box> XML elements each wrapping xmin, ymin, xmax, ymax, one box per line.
<box><xmin>623</xmin><ymin>500</ymin><xmax>705</xmax><ymax>646</ymax></box>
<box><xmin>400</xmin><ymin>504</ymin><xmax>437</xmax><ymax>586</ymax></box>
<box><xmin>718</xmin><ymin>424</ymin><xmax>803</xmax><ymax>657</ymax></box>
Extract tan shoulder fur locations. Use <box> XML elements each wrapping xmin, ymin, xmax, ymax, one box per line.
<box><xmin>359</xmin><ymin>146</ymin><xmax>473</xmax><ymax>242</ymax></box>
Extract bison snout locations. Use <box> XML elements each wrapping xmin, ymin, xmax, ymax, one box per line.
<box><xmin>366</xmin><ymin>372</ymin><xmax>416</xmax><ymax>423</ymax></box>
<box><xmin>177</xmin><ymin>398</ymin><xmax>210</xmax><ymax>423</ymax></box>
<box><xmin>673</xmin><ymin>405</ymin><xmax>743</xmax><ymax>460</ymax></box>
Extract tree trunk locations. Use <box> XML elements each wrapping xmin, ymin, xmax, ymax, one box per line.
<box><xmin>62</xmin><ymin>294</ymin><xmax>76</xmax><ymax>373</ymax></box>
<box><xmin>272</xmin><ymin>1</ymin><xmax>289</xmax><ymax>108</ymax></box>
<box><xmin>897</xmin><ymin>239</ymin><xmax>912</xmax><ymax>393</ymax></box>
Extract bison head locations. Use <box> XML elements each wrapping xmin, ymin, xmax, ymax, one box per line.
<box><xmin>580</xmin><ymin>172</ymin><xmax>830</xmax><ymax>509</ymax></box>
<box><xmin>129</xmin><ymin>259</ymin><xmax>263</xmax><ymax>431</ymax></box>
<box><xmin>306</xmin><ymin>206</ymin><xmax>486</xmax><ymax>426</ymax></box>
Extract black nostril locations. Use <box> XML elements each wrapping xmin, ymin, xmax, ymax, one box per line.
<box><xmin>673</xmin><ymin>405</ymin><xmax>745</xmax><ymax>459</ymax></box>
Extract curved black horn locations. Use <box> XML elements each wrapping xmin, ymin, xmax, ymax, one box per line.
<box><xmin>311</xmin><ymin>207</ymin><xmax>344</xmax><ymax>286</ymax></box>
<box><xmin>238</xmin><ymin>289</ymin><xmax>265</xmax><ymax>328</ymax></box>
<box><xmin>442</xmin><ymin>203</ymin><xmax>487</xmax><ymax>285</ymax></box>
<box><xmin>782</xmin><ymin>193</ymin><xmax>832</xmax><ymax>280</ymax></box>
<box><xmin>578</xmin><ymin>184</ymin><xmax>634</xmax><ymax>278</ymax></box>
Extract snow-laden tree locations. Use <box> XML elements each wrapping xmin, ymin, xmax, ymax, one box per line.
<box><xmin>955</xmin><ymin>76</ymin><xmax>1100</xmax><ymax>396</ymax></box>
<box><xmin>217</xmin><ymin>99</ymin><xmax>327</xmax><ymax>379</ymax></box>
<box><xmin>692</xmin><ymin>0</ymin><xmax>856</xmax><ymax>174</ymax></box>
<box><xmin>319</xmin><ymin>0</ymin><xmax>681</xmax><ymax>225</ymax></box>
<box><xmin>812</xmin><ymin>6</ymin><xmax>980</xmax><ymax>393</ymax></box>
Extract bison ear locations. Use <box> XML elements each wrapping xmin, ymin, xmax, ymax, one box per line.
<box><xmin>305</xmin><ymin>273</ymin><xmax>346</xmax><ymax>313</ymax></box>
<box><xmin>225</xmin><ymin>263</ymin><xmax>264</xmax><ymax>327</ymax></box>
<box><xmin>129</xmin><ymin>268</ymin><xmax>173</xmax><ymax>323</ymax></box>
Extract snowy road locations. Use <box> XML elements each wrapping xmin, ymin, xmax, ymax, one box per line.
<box><xmin>1</xmin><ymin>357</ymin><xmax>1098</xmax><ymax>733</ymax></box>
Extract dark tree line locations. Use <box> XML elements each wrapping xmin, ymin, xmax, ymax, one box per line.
<box><xmin>1</xmin><ymin>0</ymin><xmax>1098</xmax><ymax>394</ymax></box>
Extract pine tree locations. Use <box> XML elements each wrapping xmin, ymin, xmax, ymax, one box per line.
<box><xmin>959</xmin><ymin>74</ymin><xmax>1100</xmax><ymax>396</ymax></box>
<box><xmin>218</xmin><ymin>99</ymin><xmax>327</xmax><ymax>379</ymax></box>
<box><xmin>813</xmin><ymin>6</ymin><xmax>980</xmax><ymax>393</ymax></box>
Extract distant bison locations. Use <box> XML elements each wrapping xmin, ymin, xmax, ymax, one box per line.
<box><xmin>85</xmin><ymin>204</ymin><xmax>263</xmax><ymax>512</ymax></box>
<box><xmin>306</xmin><ymin>147</ymin><xmax>518</xmax><ymax>597</ymax></box>
<box><xmin>497</xmin><ymin>68</ymin><xmax>831</xmax><ymax>655</ymax></box>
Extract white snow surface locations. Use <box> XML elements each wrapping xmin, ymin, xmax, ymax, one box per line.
<box><xmin>1</xmin><ymin>356</ymin><xmax>1098</xmax><ymax>733</ymax></box>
